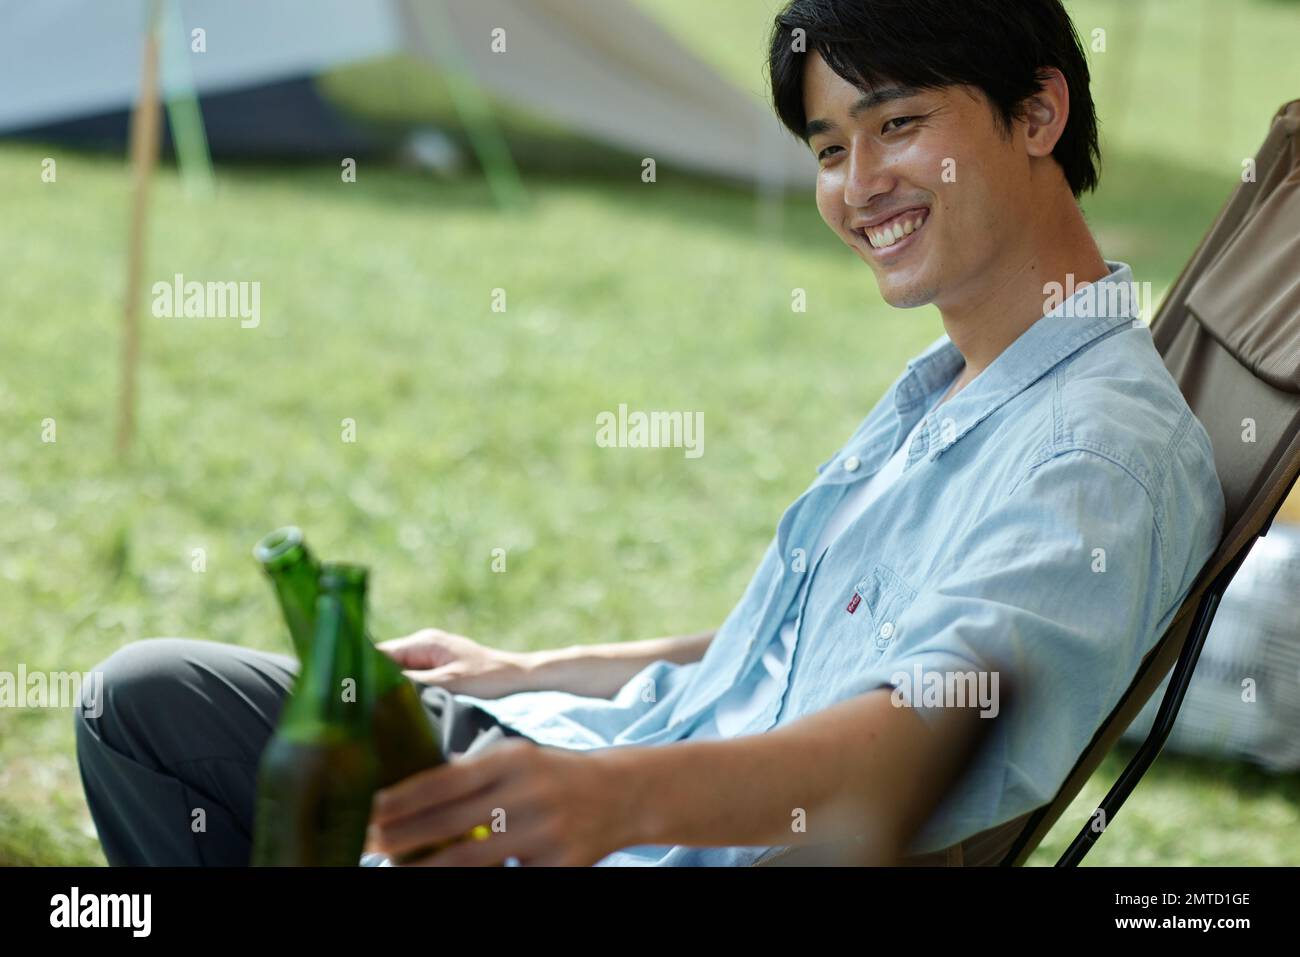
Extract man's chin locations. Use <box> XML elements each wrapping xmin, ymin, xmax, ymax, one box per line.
<box><xmin>877</xmin><ymin>280</ymin><xmax>938</xmax><ymax>310</ymax></box>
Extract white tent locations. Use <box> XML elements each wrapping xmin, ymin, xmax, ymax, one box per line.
<box><xmin>0</xmin><ymin>0</ymin><xmax>815</xmax><ymax>188</ymax></box>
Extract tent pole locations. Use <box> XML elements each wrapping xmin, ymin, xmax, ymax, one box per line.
<box><xmin>161</xmin><ymin>0</ymin><xmax>214</xmax><ymax>199</ymax></box>
<box><xmin>115</xmin><ymin>0</ymin><xmax>164</xmax><ymax>458</ymax></box>
<box><xmin>398</xmin><ymin>0</ymin><xmax>528</xmax><ymax>212</ymax></box>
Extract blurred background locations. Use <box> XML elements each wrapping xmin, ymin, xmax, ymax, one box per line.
<box><xmin>1</xmin><ymin>0</ymin><xmax>1298</xmax><ymax>865</ymax></box>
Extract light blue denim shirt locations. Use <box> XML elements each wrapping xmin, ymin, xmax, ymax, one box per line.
<box><xmin>459</xmin><ymin>261</ymin><xmax>1225</xmax><ymax>866</ymax></box>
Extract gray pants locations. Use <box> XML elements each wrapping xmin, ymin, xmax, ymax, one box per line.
<box><xmin>73</xmin><ymin>637</ymin><xmax>529</xmax><ymax>866</ymax></box>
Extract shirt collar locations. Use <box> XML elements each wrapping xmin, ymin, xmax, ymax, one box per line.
<box><xmin>893</xmin><ymin>260</ymin><xmax>1141</xmax><ymax>467</ymax></box>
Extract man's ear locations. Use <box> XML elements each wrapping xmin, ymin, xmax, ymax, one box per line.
<box><xmin>1021</xmin><ymin>67</ymin><xmax>1070</xmax><ymax>159</ymax></box>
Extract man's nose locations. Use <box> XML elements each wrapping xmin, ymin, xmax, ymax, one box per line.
<box><xmin>843</xmin><ymin>144</ymin><xmax>896</xmax><ymax>208</ymax></box>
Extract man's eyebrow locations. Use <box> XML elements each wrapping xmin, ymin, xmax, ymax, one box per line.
<box><xmin>804</xmin><ymin>85</ymin><xmax>923</xmax><ymax>140</ymax></box>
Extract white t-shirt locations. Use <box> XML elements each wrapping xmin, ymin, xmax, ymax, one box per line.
<box><xmin>691</xmin><ymin>376</ymin><xmax>960</xmax><ymax>740</ymax></box>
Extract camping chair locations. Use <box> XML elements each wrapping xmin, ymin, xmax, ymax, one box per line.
<box><xmin>762</xmin><ymin>97</ymin><xmax>1300</xmax><ymax>867</ymax></box>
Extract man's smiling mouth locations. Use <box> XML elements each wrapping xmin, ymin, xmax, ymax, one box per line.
<box><xmin>855</xmin><ymin>207</ymin><xmax>930</xmax><ymax>251</ymax></box>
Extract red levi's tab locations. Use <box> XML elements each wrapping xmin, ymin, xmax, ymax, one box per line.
<box><xmin>846</xmin><ymin>593</ymin><xmax>862</xmax><ymax>614</ymax></box>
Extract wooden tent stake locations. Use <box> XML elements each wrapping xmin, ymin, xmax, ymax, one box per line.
<box><xmin>115</xmin><ymin>0</ymin><xmax>164</xmax><ymax>458</ymax></box>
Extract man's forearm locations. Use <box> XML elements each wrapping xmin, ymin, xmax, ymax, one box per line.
<box><xmin>518</xmin><ymin>630</ymin><xmax>715</xmax><ymax>698</ymax></box>
<box><xmin>599</xmin><ymin>688</ymin><xmax>986</xmax><ymax>861</ymax></box>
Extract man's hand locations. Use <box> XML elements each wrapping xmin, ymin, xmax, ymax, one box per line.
<box><xmin>376</xmin><ymin>628</ymin><xmax>535</xmax><ymax>699</ymax></box>
<box><xmin>376</xmin><ymin>629</ymin><xmax>719</xmax><ymax>701</ymax></box>
<box><xmin>365</xmin><ymin>738</ymin><xmax>638</xmax><ymax>866</ymax></box>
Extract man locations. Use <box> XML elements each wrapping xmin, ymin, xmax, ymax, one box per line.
<box><xmin>76</xmin><ymin>0</ymin><xmax>1224</xmax><ymax>867</ymax></box>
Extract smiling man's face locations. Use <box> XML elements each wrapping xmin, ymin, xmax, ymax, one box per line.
<box><xmin>803</xmin><ymin>51</ymin><xmax>1033</xmax><ymax>311</ymax></box>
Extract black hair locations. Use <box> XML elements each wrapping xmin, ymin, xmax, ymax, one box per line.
<box><xmin>768</xmin><ymin>0</ymin><xmax>1101</xmax><ymax>196</ymax></box>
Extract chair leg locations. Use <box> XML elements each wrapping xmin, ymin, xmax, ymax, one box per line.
<box><xmin>1054</xmin><ymin>552</ymin><xmax>1248</xmax><ymax>866</ymax></box>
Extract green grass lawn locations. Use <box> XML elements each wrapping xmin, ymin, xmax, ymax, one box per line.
<box><xmin>1</xmin><ymin>0</ymin><xmax>1298</xmax><ymax>866</ymax></box>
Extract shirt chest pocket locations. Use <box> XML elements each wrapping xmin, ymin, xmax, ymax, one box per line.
<box><xmin>849</xmin><ymin>563</ymin><xmax>918</xmax><ymax>651</ymax></box>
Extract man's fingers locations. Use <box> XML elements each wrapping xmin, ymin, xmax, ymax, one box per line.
<box><xmin>374</xmin><ymin>637</ymin><xmax>422</xmax><ymax>666</ymax></box>
<box><xmin>407</xmin><ymin>828</ymin><xmax>540</xmax><ymax>867</ymax></box>
<box><xmin>369</xmin><ymin>788</ymin><xmax>505</xmax><ymax>859</ymax></box>
<box><xmin>370</xmin><ymin>763</ymin><xmax>477</xmax><ymax>824</ymax></box>
<box><xmin>371</xmin><ymin>741</ymin><xmax>523</xmax><ymax>823</ymax></box>
<box><xmin>374</xmin><ymin>631</ymin><xmax>455</xmax><ymax>669</ymax></box>
<box><xmin>402</xmin><ymin>666</ymin><xmax>454</xmax><ymax>687</ymax></box>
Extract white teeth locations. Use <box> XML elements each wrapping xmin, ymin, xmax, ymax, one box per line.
<box><xmin>865</xmin><ymin>211</ymin><xmax>927</xmax><ymax>249</ymax></box>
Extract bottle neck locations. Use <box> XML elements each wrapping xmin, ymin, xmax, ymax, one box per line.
<box><xmin>267</xmin><ymin>555</ymin><xmax>321</xmax><ymax>661</ymax></box>
<box><xmin>282</xmin><ymin>584</ymin><xmax>371</xmax><ymax>742</ymax></box>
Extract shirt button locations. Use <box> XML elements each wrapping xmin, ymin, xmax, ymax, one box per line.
<box><xmin>843</xmin><ymin>455</ymin><xmax>861</xmax><ymax>472</ymax></box>
<box><xmin>878</xmin><ymin>621</ymin><xmax>895</xmax><ymax>639</ymax></box>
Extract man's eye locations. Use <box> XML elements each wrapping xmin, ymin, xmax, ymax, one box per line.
<box><xmin>817</xmin><ymin>145</ymin><xmax>843</xmax><ymax>161</ymax></box>
<box><xmin>882</xmin><ymin>116</ymin><xmax>917</xmax><ymax>133</ymax></box>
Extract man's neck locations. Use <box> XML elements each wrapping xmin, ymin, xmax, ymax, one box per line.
<box><xmin>938</xmin><ymin>198</ymin><xmax>1108</xmax><ymax>392</ymax></box>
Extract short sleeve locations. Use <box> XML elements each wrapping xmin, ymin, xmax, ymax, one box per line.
<box><xmin>844</xmin><ymin>448</ymin><xmax>1169</xmax><ymax>843</ymax></box>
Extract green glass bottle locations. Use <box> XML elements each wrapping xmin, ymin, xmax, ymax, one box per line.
<box><xmin>252</xmin><ymin>527</ymin><xmax>490</xmax><ymax>861</ymax></box>
<box><xmin>254</xmin><ymin>526</ymin><xmax>448</xmax><ymax>786</ymax></box>
<box><xmin>253</xmin><ymin>526</ymin><xmax>319</xmax><ymax>661</ymax></box>
<box><xmin>251</xmin><ymin>563</ymin><xmax>377</xmax><ymax>866</ymax></box>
